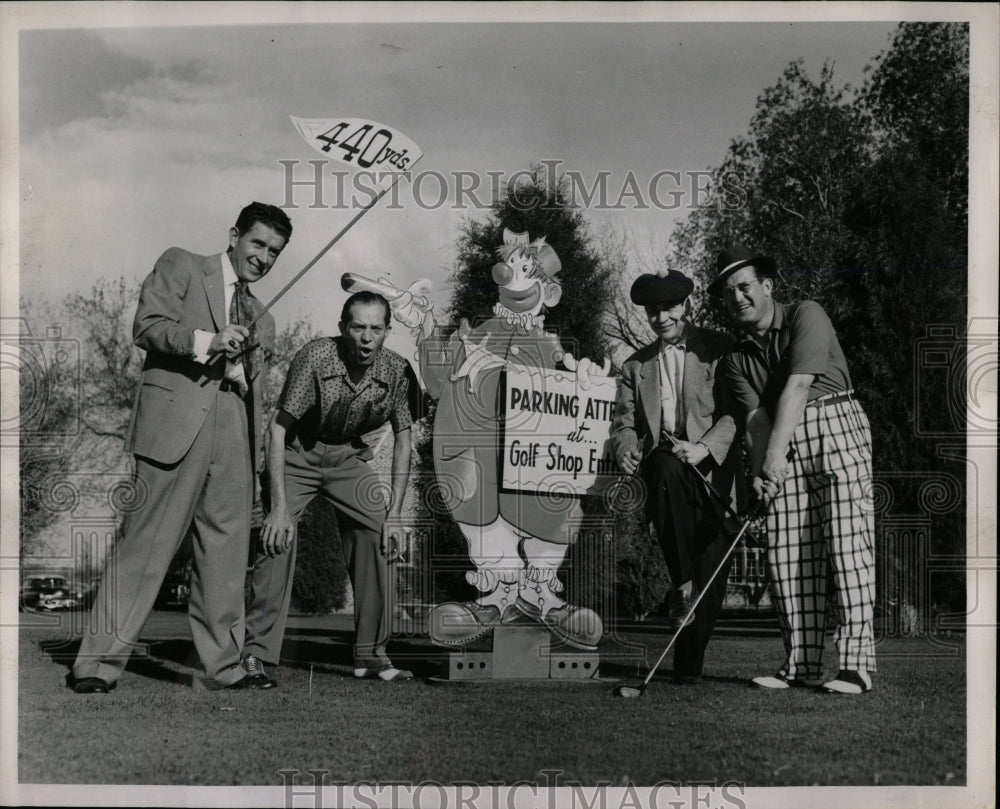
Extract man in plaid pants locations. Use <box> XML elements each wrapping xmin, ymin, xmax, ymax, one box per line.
<box><xmin>712</xmin><ymin>246</ymin><xmax>875</xmax><ymax>694</ymax></box>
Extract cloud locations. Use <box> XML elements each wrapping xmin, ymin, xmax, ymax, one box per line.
<box><xmin>19</xmin><ymin>29</ymin><xmax>155</xmax><ymax>135</ymax></box>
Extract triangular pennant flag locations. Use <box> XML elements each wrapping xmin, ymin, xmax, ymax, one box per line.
<box><xmin>291</xmin><ymin>116</ymin><xmax>423</xmax><ymax>175</ymax></box>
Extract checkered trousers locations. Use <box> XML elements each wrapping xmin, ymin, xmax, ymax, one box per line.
<box><xmin>767</xmin><ymin>396</ymin><xmax>876</xmax><ymax>678</ymax></box>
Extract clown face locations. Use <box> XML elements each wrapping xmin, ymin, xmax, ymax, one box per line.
<box><xmin>492</xmin><ymin>248</ymin><xmax>562</xmax><ymax>316</ymax></box>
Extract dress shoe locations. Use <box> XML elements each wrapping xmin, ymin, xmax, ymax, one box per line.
<box><xmin>428</xmin><ymin>601</ymin><xmax>510</xmax><ymax>646</ymax></box>
<box><xmin>672</xmin><ymin>672</ymin><xmax>702</xmax><ymax>685</ymax></box>
<box><xmin>822</xmin><ymin>669</ymin><xmax>872</xmax><ymax>694</ymax></box>
<box><xmin>516</xmin><ymin>598</ymin><xmax>603</xmax><ymax>650</ymax></box>
<box><xmin>241</xmin><ymin>655</ymin><xmax>276</xmax><ymax>689</ymax></box>
<box><xmin>73</xmin><ymin>676</ymin><xmax>111</xmax><ymax>694</ymax></box>
<box><xmin>353</xmin><ymin>666</ymin><xmax>414</xmax><ymax>681</ymax></box>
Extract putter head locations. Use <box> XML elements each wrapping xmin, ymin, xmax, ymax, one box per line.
<box><xmin>614</xmin><ymin>685</ymin><xmax>644</xmax><ymax>699</ymax></box>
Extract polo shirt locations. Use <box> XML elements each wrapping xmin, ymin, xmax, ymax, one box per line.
<box><xmin>278</xmin><ymin>337</ymin><xmax>414</xmax><ymax>447</ymax></box>
<box><xmin>722</xmin><ymin>300</ymin><xmax>852</xmax><ymax>419</ymax></box>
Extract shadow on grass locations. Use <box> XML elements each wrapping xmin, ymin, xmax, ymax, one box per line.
<box><xmin>41</xmin><ymin>637</ymin><xmax>200</xmax><ymax>688</ymax></box>
<box><xmin>38</xmin><ymin>630</ymin><xmax>451</xmax><ymax>687</ymax></box>
<box><xmin>37</xmin><ymin>618</ymin><xmax>768</xmax><ymax>689</ymax></box>
<box><xmin>276</xmin><ymin>631</ymin><xmax>452</xmax><ymax>679</ymax></box>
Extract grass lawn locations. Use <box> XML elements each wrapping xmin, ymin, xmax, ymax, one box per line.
<box><xmin>17</xmin><ymin>611</ymin><xmax>966</xmax><ymax>787</ymax></box>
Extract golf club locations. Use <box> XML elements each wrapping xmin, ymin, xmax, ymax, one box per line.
<box><xmin>613</xmin><ymin>501</ymin><xmax>766</xmax><ymax>699</ymax></box>
<box><xmin>661</xmin><ymin>432</ymin><xmax>764</xmax><ymax>546</ymax></box>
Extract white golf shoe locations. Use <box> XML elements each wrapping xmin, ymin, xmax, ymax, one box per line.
<box><xmin>822</xmin><ymin>669</ymin><xmax>873</xmax><ymax>694</ymax></box>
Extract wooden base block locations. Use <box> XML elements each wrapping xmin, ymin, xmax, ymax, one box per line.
<box><xmin>442</xmin><ymin>626</ymin><xmax>600</xmax><ymax>680</ymax></box>
<box><xmin>492</xmin><ymin>626</ymin><xmax>550</xmax><ymax>679</ymax></box>
<box><xmin>549</xmin><ymin>652</ymin><xmax>600</xmax><ymax>679</ymax></box>
<box><xmin>447</xmin><ymin>651</ymin><xmax>493</xmax><ymax>680</ymax></box>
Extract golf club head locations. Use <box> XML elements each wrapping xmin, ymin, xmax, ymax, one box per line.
<box><xmin>613</xmin><ymin>685</ymin><xmax>644</xmax><ymax>699</ymax></box>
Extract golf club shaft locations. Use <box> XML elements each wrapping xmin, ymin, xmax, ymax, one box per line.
<box><xmin>638</xmin><ymin>502</ymin><xmax>764</xmax><ymax>691</ymax></box>
<box><xmin>661</xmin><ymin>433</ymin><xmax>763</xmax><ymax>545</ymax></box>
<box><xmin>250</xmin><ymin>170</ymin><xmax>411</xmax><ymax>328</ymax></box>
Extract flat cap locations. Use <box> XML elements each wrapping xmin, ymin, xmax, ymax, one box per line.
<box><xmin>630</xmin><ymin>271</ymin><xmax>694</xmax><ymax>307</ymax></box>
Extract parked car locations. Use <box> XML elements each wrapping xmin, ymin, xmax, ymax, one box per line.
<box><xmin>155</xmin><ymin>570</ymin><xmax>191</xmax><ymax>609</ymax></box>
<box><xmin>20</xmin><ymin>575</ymin><xmax>81</xmax><ymax>611</ymax></box>
<box><xmin>36</xmin><ymin>589</ymin><xmax>81</xmax><ymax>611</ymax></box>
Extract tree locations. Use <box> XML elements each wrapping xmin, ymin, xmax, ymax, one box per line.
<box><xmin>860</xmin><ymin>22</ymin><xmax>968</xmax><ymax>232</ymax></box>
<box><xmin>64</xmin><ymin>276</ymin><xmax>144</xmax><ymax>441</ymax></box>
<box><xmin>849</xmin><ymin>22</ymin><xmax>969</xmax><ymax>618</ymax></box>
<box><xmin>16</xmin><ymin>303</ymin><xmax>85</xmax><ymax>554</ymax></box>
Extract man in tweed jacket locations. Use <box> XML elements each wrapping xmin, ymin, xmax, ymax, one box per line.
<box><xmin>611</xmin><ymin>270</ymin><xmax>741</xmax><ymax>683</ymax></box>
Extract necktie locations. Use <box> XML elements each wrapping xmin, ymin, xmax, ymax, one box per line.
<box><xmin>230</xmin><ymin>281</ymin><xmax>258</xmax><ymax>381</ymax></box>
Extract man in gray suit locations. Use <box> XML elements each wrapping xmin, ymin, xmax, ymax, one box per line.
<box><xmin>611</xmin><ymin>271</ymin><xmax>740</xmax><ymax>683</ymax></box>
<box><xmin>72</xmin><ymin>202</ymin><xmax>291</xmax><ymax>693</ymax></box>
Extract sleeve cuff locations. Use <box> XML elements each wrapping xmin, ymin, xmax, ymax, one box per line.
<box><xmin>697</xmin><ymin>441</ymin><xmax>720</xmax><ymax>466</ymax></box>
<box><xmin>192</xmin><ymin>329</ymin><xmax>213</xmax><ymax>363</ymax></box>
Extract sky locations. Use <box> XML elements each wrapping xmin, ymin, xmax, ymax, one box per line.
<box><xmin>11</xmin><ymin>10</ymin><xmax>906</xmax><ymax>358</ymax></box>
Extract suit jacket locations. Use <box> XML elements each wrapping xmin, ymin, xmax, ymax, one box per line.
<box><xmin>611</xmin><ymin>325</ymin><xmax>741</xmax><ymax>507</ymax></box>
<box><xmin>124</xmin><ymin>248</ymin><xmax>274</xmax><ymax>469</ymax></box>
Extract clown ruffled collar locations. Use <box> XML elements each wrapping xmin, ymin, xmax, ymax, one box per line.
<box><xmin>493</xmin><ymin>301</ymin><xmax>545</xmax><ymax>334</ymax></box>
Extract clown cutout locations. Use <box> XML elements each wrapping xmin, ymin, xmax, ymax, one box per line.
<box><xmin>390</xmin><ymin>228</ymin><xmax>606</xmax><ymax>649</ymax></box>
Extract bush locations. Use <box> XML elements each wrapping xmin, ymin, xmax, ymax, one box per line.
<box><xmin>290</xmin><ymin>498</ymin><xmax>350</xmax><ymax>614</ymax></box>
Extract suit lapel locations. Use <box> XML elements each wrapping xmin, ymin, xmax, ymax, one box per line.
<box><xmin>682</xmin><ymin>327</ymin><xmax>710</xmax><ymax>438</ymax></box>
<box><xmin>202</xmin><ymin>254</ymin><xmax>227</xmax><ymax>331</ymax></box>
<box><xmin>638</xmin><ymin>350</ymin><xmax>661</xmax><ymax>441</ymax></box>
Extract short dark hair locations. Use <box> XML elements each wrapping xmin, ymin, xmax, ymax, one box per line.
<box><xmin>234</xmin><ymin>202</ymin><xmax>293</xmax><ymax>242</ymax></box>
<box><xmin>341</xmin><ymin>291</ymin><xmax>391</xmax><ymax>327</ymax></box>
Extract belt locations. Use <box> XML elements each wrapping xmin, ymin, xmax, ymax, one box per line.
<box><xmin>807</xmin><ymin>389</ymin><xmax>855</xmax><ymax>408</ymax></box>
<box><xmin>218</xmin><ymin>379</ymin><xmax>243</xmax><ymax>394</ymax></box>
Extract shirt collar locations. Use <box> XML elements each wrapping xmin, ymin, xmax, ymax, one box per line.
<box><xmin>770</xmin><ymin>301</ymin><xmax>787</xmax><ymax>331</ymax></box>
<box><xmin>738</xmin><ymin>301</ymin><xmax>786</xmax><ymax>345</ymax></box>
<box><xmin>220</xmin><ymin>253</ymin><xmax>239</xmax><ymax>287</ymax></box>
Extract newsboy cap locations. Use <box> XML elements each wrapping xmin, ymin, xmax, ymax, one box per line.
<box><xmin>708</xmin><ymin>245</ymin><xmax>777</xmax><ymax>296</ymax></box>
<box><xmin>630</xmin><ymin>271</ymin><xmax>694</xmax><ymax>308</ymax></box>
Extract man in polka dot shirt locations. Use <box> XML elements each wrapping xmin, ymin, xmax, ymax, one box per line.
<box><xmin>243</xmin><ymin>291</ymin><xmax>419</xmax><ymax>683</ymax></box>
